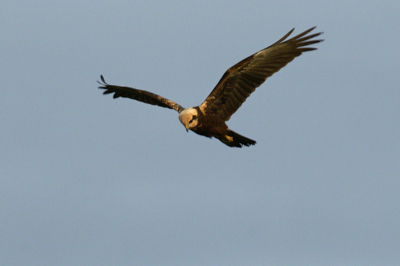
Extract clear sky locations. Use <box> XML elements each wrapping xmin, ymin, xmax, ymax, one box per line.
<box><xmin>1</xmin><ymin>1</ymin><xmax>399</xmax><ymax>265</ymax></box>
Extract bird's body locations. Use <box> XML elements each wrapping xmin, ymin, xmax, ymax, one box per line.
<box><xmin>178</xmin><ymin>107</ymin><xmax>256</xmax><ymax>147</ymax></box>
<box><xmin>98</xmin><ymin>27</ymin><xmax>323</xmax><ymax>147</ymax></box>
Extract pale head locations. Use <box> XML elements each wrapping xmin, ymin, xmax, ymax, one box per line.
<box><xmin>178</xmin><ymin>107</ymin><xmax>198</xmax><ymax>132</ymax></box>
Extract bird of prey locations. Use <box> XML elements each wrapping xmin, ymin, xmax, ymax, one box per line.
<box><xmin>98</xmin><ymin>27</ymin><xmax>323</xmax><ymax>147</ymax></box>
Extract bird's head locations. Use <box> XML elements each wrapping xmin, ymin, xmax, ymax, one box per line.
<box><xmin>178</xmin><ymin>107</ymin><xmax>198</xmax><ymax>132</ymax></box>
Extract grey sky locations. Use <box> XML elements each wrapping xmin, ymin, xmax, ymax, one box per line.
<box><xmin>1</xmin><ymin>1</ymin><xmax>399</xmax><ymax>265</ymax></box>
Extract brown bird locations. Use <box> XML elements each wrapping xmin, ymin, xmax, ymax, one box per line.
<box><xmin>98</xmin><ymin>27</ymin><xmax>323</xmax><ymax>147</ymax></box>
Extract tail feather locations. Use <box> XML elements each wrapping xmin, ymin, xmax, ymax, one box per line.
<box><xmin>219</xmin><ymin>130</ymin><xmax>256</xmax><ymax>148</ymax></box>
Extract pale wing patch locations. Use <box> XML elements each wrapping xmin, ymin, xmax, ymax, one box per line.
<box><xmin>225</xmin><ymin>135</ymin><xmax>234</xmax><ymax>142</ymax></box>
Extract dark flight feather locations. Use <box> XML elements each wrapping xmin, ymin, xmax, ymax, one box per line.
<box><xmin>97</xmin><ymin>75</ymin><xmax>185</xmax><ymax>113</ymax></box>
<box><xmin>199</xmin><ymin>27</ymin><xmax>323</xmax><ymax>121</ymax></box>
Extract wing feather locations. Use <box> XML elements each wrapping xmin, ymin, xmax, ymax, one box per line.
<box><xmin>97</xmin><ymin>75</ymin><xmax>185</xmax><ymax>113</ymax></box>
<box><xmin>200</xmin><ymin>27</ymin><xmax>323</xmax><ymax>121</ymax></box>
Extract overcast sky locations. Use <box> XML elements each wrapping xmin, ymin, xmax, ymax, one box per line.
<box><xmin>1</xmin><ymin>1</ymin><xmax>399</xmax><ymax>265</ymax></box>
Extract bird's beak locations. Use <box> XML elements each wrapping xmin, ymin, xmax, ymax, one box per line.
<box><xmin>185</xmin><ymin>124</ymin><xmax>189</xmax><ymax>132</ymax></box>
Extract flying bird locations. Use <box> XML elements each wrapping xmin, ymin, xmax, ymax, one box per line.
<box><xmin>98</xmin><ymin>27</ymin><xmax>323</xmax><ymax>147</ymax></box>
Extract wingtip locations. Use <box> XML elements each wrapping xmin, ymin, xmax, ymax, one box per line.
<box><xmin>308</xmin><ymin>26</ymin><xmax>324</xmax><ymax>37</ymax></box>
<box><xmin>97</xmin><ymin>75</ymin><xmax>108</xmax><ymax>86</ymax></box>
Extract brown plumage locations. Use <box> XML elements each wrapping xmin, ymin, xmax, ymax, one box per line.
<box><xmin>98</xmin><ymin>27</ymin><xmax>323</xmax><ymax>148</ymax></box>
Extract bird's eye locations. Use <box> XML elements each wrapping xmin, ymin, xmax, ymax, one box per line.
<box><xmin>189</xmin><ymin>116</ymin><xmax>197</xmax><ymax>124</ymax></box>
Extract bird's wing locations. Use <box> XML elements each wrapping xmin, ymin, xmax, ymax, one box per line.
<box><xmin>199</xmin><ymin>27</ymin><xmax>323</xmax><ymax>121</ymax></box>
<box><xmin>98</xmin><ymin>75</ymin><xmax>185</xmax><ymax>113</ymax></box>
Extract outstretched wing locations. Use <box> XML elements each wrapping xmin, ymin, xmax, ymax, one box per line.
<box><xmin>199</xmin><ymin>27</ymin><xmax>323</xmax><ymax>121</ymax></box>
<box><xmin>98</xmin><ymin>75</ymin><xmax>185</xmax><ymax>113</ymax></box>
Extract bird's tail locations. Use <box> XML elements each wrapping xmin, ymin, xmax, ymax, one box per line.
<box><xmin>220</xmin><ymin>130</ymin><xmax>256</xmax><ymax>148</ymax></box>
